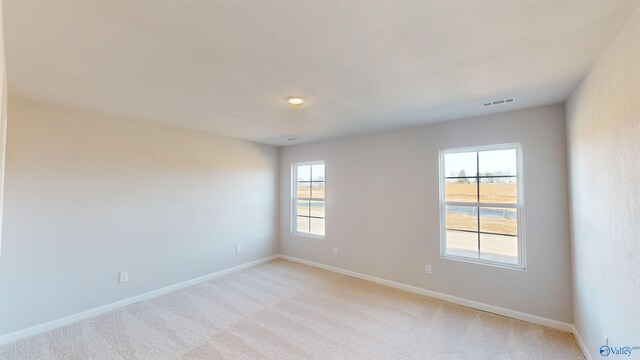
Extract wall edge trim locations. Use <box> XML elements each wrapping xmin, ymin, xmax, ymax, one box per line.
<box><xmin>571</xmin><ymin>325</ymin><xmax>594</xmax><ymax>360</ymax></box>
<box><xmin>0</xmin><ymin>254</ymin><xmax>279</xmax><ymax>346</ymax></box>
<box><xmin>279</xmin><ymin>254</ymin><xmax>576</xmax><ymax>333</ymax></box>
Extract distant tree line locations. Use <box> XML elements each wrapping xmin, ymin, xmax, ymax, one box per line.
<box><xmin>452</xmin><ymin>169</ymin><xmax>514</xmax><ymax>184</ymax></box>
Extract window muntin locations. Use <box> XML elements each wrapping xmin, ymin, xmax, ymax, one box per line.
<box><xmin>440</xmin><ymin>145</ymin><xmax>524</xmax><ymax>269</ymax></box>
<box><xmin>292</xmin><ymin>162</ymin><xmax>325</xmax><ymax>237</ymax></box>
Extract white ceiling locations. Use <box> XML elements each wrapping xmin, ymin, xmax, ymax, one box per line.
<box><xmin>4</xmin><ymin>0</ymin><xmax>638</xmax><ymax>146</ymax></box>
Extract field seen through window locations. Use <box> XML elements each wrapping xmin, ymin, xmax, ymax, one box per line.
<box><xmin>444</xmin><ymin>167</ymin><xmax>519</xmax><ymax>264</ymax></box>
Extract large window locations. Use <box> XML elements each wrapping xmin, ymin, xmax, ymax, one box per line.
<box><xmin>292</xmin><ymin>161</ymin><xmax>325</xmax><ymax>237</ymax></box>
<box><xmin>440</xmin><ymin>144</ymin><xmax>525</xmax><ymax>269</ymax></box>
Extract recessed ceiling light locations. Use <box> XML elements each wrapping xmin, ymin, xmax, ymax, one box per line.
<box><xmin>286</xmin><ymin>96</ymin><xmax>304</xmax><ymax>105</ymax></box>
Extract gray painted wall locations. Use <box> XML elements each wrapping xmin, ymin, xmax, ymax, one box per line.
<box><xmin>0</xmin><ymin>98</ymin><xmax>279</xmax><ymax>335</ymax></box>
<box><xmin>280</xmin><ymin>104</ymin><xmax>573</xmax><ymax>323</ymax></box>
<box><xmin>566</xmin><ymin>4</ymin><xmax>640</xmax><ymax>357</ymax></box>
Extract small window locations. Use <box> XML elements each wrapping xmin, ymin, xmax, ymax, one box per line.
<box><xmin>292</xmin><ymin>161</ymin><xmax>325</xmax><ymax>237</ymax></box>
<box><xmin>439</xmin><ymin>144</ymin><xmax>525</xmax><ymax>269</ymax></box>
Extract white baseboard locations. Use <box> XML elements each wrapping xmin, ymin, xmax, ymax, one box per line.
<box><xmin>572</xmin><ymin>326</ymin><xmax>593</xmax><ymax>360</ymax></box>
<box><xmin>279</xmin><ymin>254</ymin><xmax>575</xmax><ymax>333</ymax></box>
<box><xmin>1</xmin><ymin>253</ymin><xmax>588</xmax><ymax>359</ymax></box>
<box><xmin>0</xmin><ymin>254</ymin><xmax>279</xmax><ymax>346</ymax></box>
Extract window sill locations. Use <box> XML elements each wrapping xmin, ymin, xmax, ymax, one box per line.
<box><xmin>292</xmin><ymin>232</ymin><xmax>325</xmax><ymax>240</ymax></box>
<box><xmin>441</xmin><ymin>253</ymin><xmax>526</xmax><ymax>271</ymax></box>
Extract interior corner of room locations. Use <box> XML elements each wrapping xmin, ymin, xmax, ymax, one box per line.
<box><xmin>0</xmin><ymin>1</ymin><xmax>638</xmax><ymax>359</ymax></box>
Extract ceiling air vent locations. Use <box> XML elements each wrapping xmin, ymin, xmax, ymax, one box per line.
<box><xmin>483</xmin><ymin>98</ymin><xmax>515</xmax><ymax>107</ymax></box>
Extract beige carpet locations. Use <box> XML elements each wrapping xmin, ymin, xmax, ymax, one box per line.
<box><xmin>0</xmin><ymin>259</ymin><xmax>584</xmax><ymax>360</ymax></box>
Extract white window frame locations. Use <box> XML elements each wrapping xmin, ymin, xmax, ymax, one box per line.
<box><xmin>291</xmin><ymin>161</ymin><xmax>325</xmax><ymax>239</ymax></box>
<box><xmin>438</xmin><ymin>143</ymin><xmax>526</xmax><ymax>270</ymax></box>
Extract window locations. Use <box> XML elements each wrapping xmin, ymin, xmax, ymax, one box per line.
<box><xmin>292</xmin><ymin>161</ymin><xmax>325</xmax><ymax>237</ymax></box>
<box><xmin>439</xmin><ymin>144</ymin><xmax>525</xmax><ymax>269</ymax></box>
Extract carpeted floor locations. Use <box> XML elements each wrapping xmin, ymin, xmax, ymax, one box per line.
<box><xmin>0</xmin><ymin>259</ymin><xmax>584</xmax><ymax>360</ymax></box>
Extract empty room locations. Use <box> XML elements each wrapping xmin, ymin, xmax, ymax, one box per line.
<box><xmin>0</xmin><ymin>0</ymin><xmax>638</xmax><ymax>359</ymax></box>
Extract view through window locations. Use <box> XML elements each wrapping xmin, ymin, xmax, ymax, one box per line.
<box><xmin>293</xmin><ymin>162</ymin><xmax>325</xmax><ymax>237</ymax></box>
<box><xmin>440</xmin><ymin>145</ymin><xmax>524</xmax><ymax>268</ymax></box>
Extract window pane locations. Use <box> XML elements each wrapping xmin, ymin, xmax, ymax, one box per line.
<box><xmin>445</xmin><ymin>178</ymin><xmax>477</xmax><ymax>202</ymax></box>
<box><xmin>479</xmin><ymin>207</ymin><xmax>517</xmax><ymax>235</ymax></box>
<box><xmin>296</xmin><ymin>200</ymin><xmax>310</xmax><ymax>217</ymax></box>
<box><xmin>296</xmin><ymin>216</ymin><xmax>310</xmax><ymax>234</ymax></box>
<box><xmin>479</xmin><ymin>149</ymin><xmax>516</xmax><ymax>176</ymax></box>
<box><xmin>444</xmin><ymin>152</ymin><xmax>477</xmax><ymax>177</ymax></box>
<box><xmin>310</xmin><ymin>200</ymin><xmax>325</xmax><ymax>218</ymax></box>
<box><xmin>479</xmin><ymin>177</ymin><xmax>517</xmax><ymax>203</ymax></box>
<box><xmin>311</xmin><ymin>182</ymin><xmax>325</xmax><ymax>199</ymax></box>
<box><xmin>296</xmin><ymin>182</ymin><xmax>311</xmax><ymax>198</ymax></box>
<box><xmin>311</xmin><ymin>164</ymin><xmax>325</xmax><ymax>181</ymax></box>
<box><xmin>310</xmin><ymin>218</ymin><xmax>325</xmax><ymax>236</ymax></box>
<box><xmin>293</xmin><ymin>162</ymin><xmax>325</xmax><ymax>238</ymax></box>
<box><xmin>446</xmin><ymin>206</ymin><xmax>477</xmax><ymax>231</ymax></box>
<box><xmin>480</xmin><ymin>233</ymin><xmax>518</xmax><ymax>264</ymax></box>
<box><xmin>445</xmin><ymin>230</ymin><xmax>478</xmax><ymax>259</ymax></box>
<box><xmin>297</xmin><ymin>165</ymin><xmax>311</xmax><ymax>181</ymax></box>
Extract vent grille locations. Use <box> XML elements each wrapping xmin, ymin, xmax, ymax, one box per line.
<box><xmin>483</xmin><ymin>98</ymin><xmax>515</xmax><ymax>107</ymax></box>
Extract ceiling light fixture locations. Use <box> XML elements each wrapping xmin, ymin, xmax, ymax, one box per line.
<box><xmin>286</xmin><ymin>96</ymin><xmax>304</xmax><ymax>105</ymax></box>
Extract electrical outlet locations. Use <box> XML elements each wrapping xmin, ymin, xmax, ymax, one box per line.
<box><xmin>236</xmin><ymin>245</ymin><xmax>242</xmax><ymax>254</ymax></box>
<box><xmin>424</xmin><ymin>265</ymin><xmax>432</xmax><ymax>275</ymax></box>
<box><xmin>119</xmin><ymin>271</ymin><xmax>129</xmax><ymax>283</ymax></box>
<box><xmin>333</xmin><ymin>247</ymin><xmax>338</xmax><ymax>255</ymax></box>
